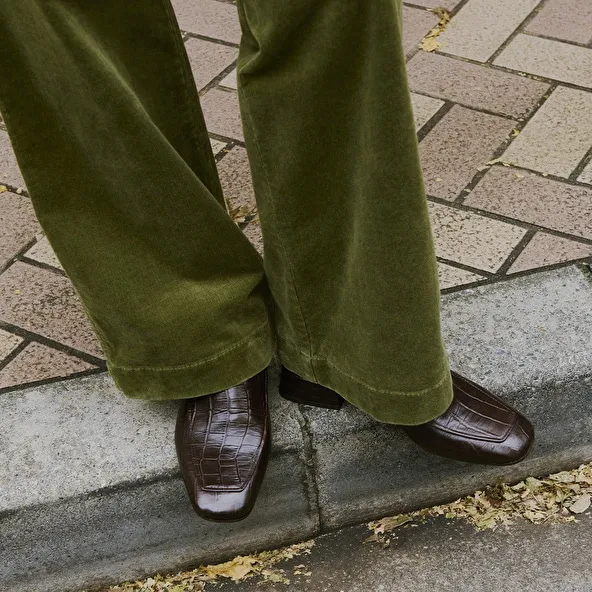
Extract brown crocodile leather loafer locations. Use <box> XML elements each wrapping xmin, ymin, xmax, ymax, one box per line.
<box><xmin>403</xmin><ymin>371</ymin><xmax>534</xmax><ymax>465</ymax></box>
<box><xmin>175</xmin><ymin>369</ymin><xmax>270</xmax><ymax>522</ymax></box>
<box><xmin>279</xmin><ymin>366</ymin><xmax>534</xmax><ymax>466</ymax></box>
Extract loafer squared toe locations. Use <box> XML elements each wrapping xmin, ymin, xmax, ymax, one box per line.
<box><xmin>403</xmin><ymin>371</ymin><xmax>534</xmax><ymax>465</ymax></box>
<box><xmin>175</xmin><ymin>369</ymin><xmax>270</xmax><ymax>522</ymax></box>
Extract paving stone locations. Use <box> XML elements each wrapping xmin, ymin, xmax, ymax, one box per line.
<box><xmin>243</xmin><ymin>219</ymin><xmax>264</xmax><ymax>256</ymax></box>
<box><xmin>437</xmin><ymin>262</ymin><xmax>485</xmax><ymax>289</ymax></box>
<box><xmin>501</xmin><ymin>86</ymin><xmax>592</xmax><ymax>178</ymax></box>
<box><xmin>0</xmin><ymin>130</ymin><xmax>25</xmax><ymax>189</ymax></box>
<box><xmin>185</xmin><ymin>37</ymin><xmax>237</xmax><ymax>91</ymax></box>
<box><xmin>405</xmin><ymin>0</ymin><xmax>464</xmax><ymax>10</ymax></box>
<box><xmin>24</xmin><ymin>236</ymin><xmax>63</xmax><ymax>270</ymax></box>
<box><xmin>419</xmin><ymin>105</ymin><xmax>516</xmax><ymax>199</ymax></box>
<box><xmin>407</xmin><ymin>52</ymin><xmax>549</xmax><ymax>118</ymax></box>
<box><xmin>525</xmin><ymin>0</ymin><xmax>592</xmax><ymax>45</ymax></box>
<box><xmin>220</xmin><ymin>68</ymin><xmax>238</xmax><ymax>90</ymax></box>
<box><xmin>0</xmin><ymin>192</ymin><xmax>40</xmax><ymax>270</ymax></box>
<box><xmin>201</xmin><ymin>88</ymin><xmax>243</xmax><ymax>141</ymax></box>
<box><xmin>217</xmin><ymin>146</ymin><xmax>255</xmax><ymax>215</ymax></box>
<box><xmin>579</xmin><ymin>160</ymin><xmax>592</xmax><ymax>185</ymax></box>
<box><xmin>0</xmin><ymin>262</ymin><xmax>102</xmax><ymax>358</ymax></box>
<box><xmin>402</xmin><ymin>5</ymin><xmax>440</xmax><ymax>55</ymax></box>
<box><xmin>466</xmin><ymin>166</ymin><xmax>592</xmax><ymax>240</ymax></box>
<box><xmin>494</xmin><ymin>34</ymin><xmax>592</xmax><ymax>89</ymax></box>
<box><xmin>0</xmin><ymin>342</ymin><xmax>94</xmax><ymax>390</ymax></box>
<box><xmin>428</xmin><ymin>202</ymin><xmax>526</xmax><ymax>272</ymax></box>
<box><xmin>210</xmin><ymin>138</ymin><xmax>228</xmax><ymax>155</ymax></box>
<box><xmin>508</xmin><ymin>232</ymin><xmax>592</xmax><ymax>274</ymax></box>
<box><xmin>0</xmin><ymin>328</ymin><xmax>22</xmax><ymax>360</ymax></box>
<box><xmin>171</xmin><ymin>0</ymin><xmax>241</xmax><ymax>44</ymax></box>
<box><xmin>410</xmin><ymin>93</ymin><xmax>445</xmax><ymax>130</ymax></box>
<box><xmin>437</xmin><ymin>0</ymin><xmax>540</xmax><ymax>62</ymax></box>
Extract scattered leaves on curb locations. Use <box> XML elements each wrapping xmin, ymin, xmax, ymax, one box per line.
<box><xmin>366</xmin><ymin>463</ymin><xmax>592</xmax><ymax>545</ymax></box>
<box><xmin>419</xmin><ymin>8</ymin><xmax>451</xmax><ymax>52</ymax></box>
<box><xmin>104</xmin><ymin>540</ymin><xmax>314</xmax><ymax>592</ymax></box>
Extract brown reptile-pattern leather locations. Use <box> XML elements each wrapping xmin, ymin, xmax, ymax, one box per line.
<box><xmin>403</xmin><ymin>370</ymin><xmax>534</xmax><ymax>465</ymax></box>
<box><xmin>175</xmin><ymin>369</ymin><xmax>270</xmax><ymax>522</ymax></box>
<box><xmin>279</xmin><ymin>366</ymin><xmax>534</xmax><ymax>466</ymax></box>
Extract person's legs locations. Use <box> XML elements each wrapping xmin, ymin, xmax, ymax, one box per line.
<box><xmin>0</xmin><ymin>0</ymin><xmax>275</xmax><ymax>400</ymax></box>
<box><xmin>236</xmin><ymin>0</ymin><xmax>533</xmax><ymax>467</ymax></box>
<box><xmin>236</xmin><ymin>0</ymin><xmax>452</xmax><ymax>425</ymax></box>
<box><xmin>0</xmin><ymin>0</ymin><xmax>275</xmax><ymax>521</ymax></box>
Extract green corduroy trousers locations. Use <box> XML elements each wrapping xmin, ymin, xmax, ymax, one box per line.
<box><xmin>0</xmin><ymin>0</ymin><xmax>454</xmax><ymax>425</ymax></box>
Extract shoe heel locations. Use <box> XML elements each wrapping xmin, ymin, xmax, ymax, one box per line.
<box><xmin>279</xmin><ymin>368</ymin><xmax>344</xmax><ymax>410</ymax></box>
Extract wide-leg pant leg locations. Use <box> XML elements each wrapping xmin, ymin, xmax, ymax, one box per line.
<box><xmin>236</xmin><ymin>0</ymin><xmax>453</xmax><ymax>425</ymax></box>
<box><xmin>0</xmin><ymin>0</ymin><xmax>275</xmax><ymax>399</ymax></box>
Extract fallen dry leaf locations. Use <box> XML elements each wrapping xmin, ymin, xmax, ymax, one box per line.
<box><xmin>104</xmin><ymin>540</ymin><xmax>314</xmax><ymax>592</ymax></box>
<box><xmin>569</xmin><ymin>494</ymin><xmax>591</xmax><ymax>514</ymax></box>
<box><xmin>419</xmin><ymin>8</ymin><xmax>451</xmax><ymax>52</ymax></box>
<box><xmin>366</xmin><ymin>463</ymin><xmax>592</xmax><ymax>541</ymax></box>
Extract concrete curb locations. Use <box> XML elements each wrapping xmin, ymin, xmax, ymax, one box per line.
<box><xmin>2</xmin><ymin>265</ymin><xmax>592</xmax><ymax>591</ymax></box>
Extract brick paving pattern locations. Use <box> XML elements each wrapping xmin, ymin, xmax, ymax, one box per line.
<box><xmin>0</xmin><ymin>0</ymin><xmax>591</xmax><ymax>392</ymax></box>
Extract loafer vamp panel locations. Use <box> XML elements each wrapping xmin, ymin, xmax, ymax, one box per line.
<box><xmin>430</xmin><ymin>371</ymin><xmax>516</xmax><ymax>442</ymax></box>
<box><xmin>404</xmin><ymin>371</ymin><xmax>534</xmax><ymax>465</ymax></box>
<box><xmin>175</xmin><ymin>370</ymin><xmax>270</xmax><ymax>521</ymax></box>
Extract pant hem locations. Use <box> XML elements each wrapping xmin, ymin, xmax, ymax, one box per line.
<box><xmin>108</xmin><ymin>321</ymin><xmax>276</xmax><ymax>400</ymax></box>
<box><xmin>278</xmin><ymin>340</ymin><xmax>453</xmax><ymax>426</ymax></box>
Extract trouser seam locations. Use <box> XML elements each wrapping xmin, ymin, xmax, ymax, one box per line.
<box><xmin>279</xmin><ymin>337</ymin><xmax>450</xmax><ymax>397</ymax></box>
<box><xmin>109</xmin><ymin>320</ymin><xmax>271</xmax><ymax>372</ymax></box>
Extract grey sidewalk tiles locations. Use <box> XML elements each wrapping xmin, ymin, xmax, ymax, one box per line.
<box><xmin>185</xmin><ymin>37</ymin><xmax>237</xmax><ymax>91</ymax></box>
<box><xmin>23</xmin><ymin>236</ymin><xmax>63</xmax><ymax>270</ymax></box>
<box><xmin>0</xmin><ymin>262</ymin><xmax>103</xmax><ymax>358</ymax></box>
<box><xmin>436</xmin><ymin>0</ymin><xmax>541</xmax><ymax>62</ymax></box>
<box><xmin>6</xmin><ymin>267</ymin><xmax>591</xmax><ymax>591</ymax></box>
<box><xmin>220</xmin><ymin>67</ymin><xmax>237</xmax><ymax>90</ymax></box>
<box><xmin>407</xmin><ymin>52</ymin><xmax>549</xmax><ymax>118</ymax></box>
<box><xmin>218</xmin><ymin>146</ymin><xmax>256</xmax><ymax>213</ymax></box>
<box><xmin>438</xmin><ymin>263</ymin><xmax>485</xmax><ymax>289</ymax></box>
<box><xmin>0</xmin><ymin>191</ymin><xmax>39</xmax><ymax>270</ymax></box>
<box><xmin>0</xmin><ymin>327</ymin><xmax>22</xmax><ymax>358</ymax></box>
<box><xmin>494</xmin><ymin>34</ymin><xmax>592</xmax><ymax>89</ymax></box>
<box><xmin>465</xmin><ymin>166</ymin><xmax>592</xmax><ymax>240</ymax></box>
<box><xmin>0</xmin><ymin>342</ymin><xmax>95</xmax><ymax>390</ymax></box>
<box><xmin>401</xmin><ymin>6</ymin><xmax>440</xmax><ymax>55</ymax></box>
<box><xmin>0</xmin><ymin>130</ymin><xmax>25</xmax><ymax>189</ymax></box>
<box><xmin>428</xmin><ymin>202</ymin><xmax>526</xmax><ymax>272</ymax></box>
<box><xmin>508</xmin><ymin>232</ymin><xmax>592</xmax><ymax>274</ymax></box>
<box><xmin>201</xmin><ymin>87</ymin><xmax>244</xmax><ymax>141</ymax></box>
<box><xmin>171</xmin><ymin>0</ymin><xmax>241</xmax><ymax>44</ymax></box>
<box><xmin>410</xmin><ymin>93</ymin><xmax>445</xmax><ymax>130</ymax></box>
<box><xmin>419</xmin><ymin>105</ymin><xmax>516</xmax><ymax>200</ymax></box>
<box><xmin>524</xmin><ymin>0</ymin><xmax>592</xmax><ymax>45</ymax></box>
<box><xmin>500</xmin><ymin>87</ymin><xmax>592</xmax><ymax>178</ymax></box>
<box><xmin>210</xmin><ymin>137</ymin><xmax>228</xmax><ymax>155</ymax></box>
<box><xmin>578</xmin><ymin>159</ymin><xmax>592</xmax><ymax>185</ymax></box>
